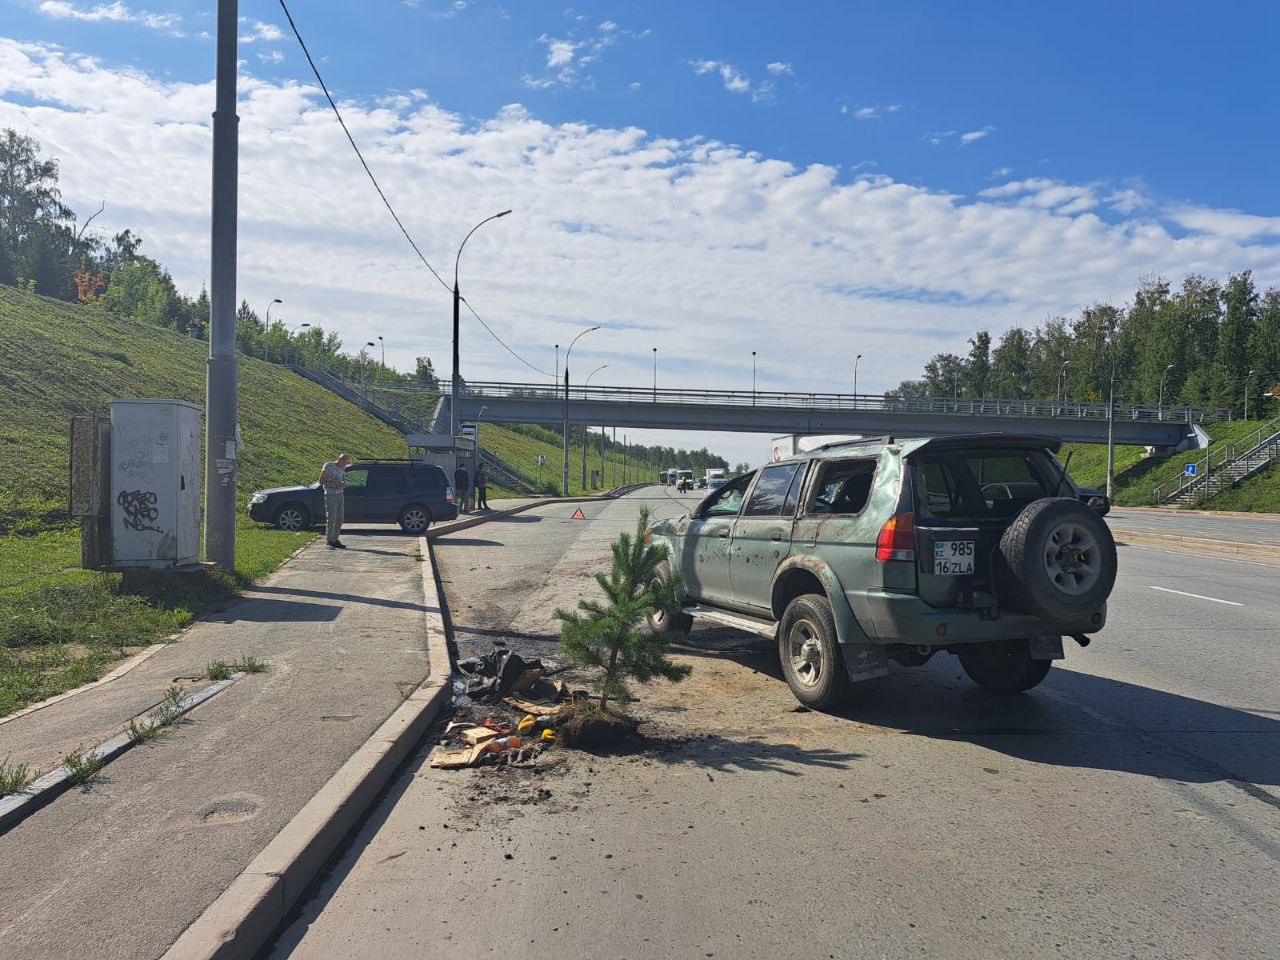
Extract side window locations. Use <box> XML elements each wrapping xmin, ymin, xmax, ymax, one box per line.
<box><xmin>810</xmin><ymin>459</ymin><xmax>876</xmax><ymax>515</ymax></box>
<box><xmin>366</xmin><ymin>466</ymin><xmax>405</xmax><ymax>493</ymax></box>
<box><xmin>782</xmin><ymin>463</ymin><xmax>808</xmax><ymax>516</ymax></box>
<box><xmin>344</xmin><ymin>467</ymin><xmax>369</xmax><ymax>491</ymax></box>
<box><xmin>408</xmin><ymin>468</ymin><xmax>442</xmax><ymax>491</ymax></box>
<box><xmin>743</xmin><ymin>464</ymin><xmax>800</xmax><ymax>517</ymax></box>
<box><xmin>702</xmin><ymin>473</ymin><xmax>752</xmax><ymax>518</ymax></box>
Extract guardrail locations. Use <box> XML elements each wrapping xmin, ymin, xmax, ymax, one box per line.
<box><xmin>451</xmin><ymin>381</ymin><xmax>1228</xmax><ymax>424</ymax></box>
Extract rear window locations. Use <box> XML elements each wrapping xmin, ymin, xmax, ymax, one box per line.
<box><xmin>407</xmin><ymin>466</ymin><xmax>445</xmax><ymax>490</ymax></box>
<box><xmin>809</xmin><ymin>459</ymin><xmax>876</xmax><ymax>515</ymax></box>
<box><xmin>917</xmin><ymin>452</ymin><xmax>1054</xmax><ymax>520</ymax></box>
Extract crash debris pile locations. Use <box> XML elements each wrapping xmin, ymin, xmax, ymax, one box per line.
<box><xmin>431</xmin><ymin>648</ymin><xmax>582</xmax><ymax>769</ymax></box>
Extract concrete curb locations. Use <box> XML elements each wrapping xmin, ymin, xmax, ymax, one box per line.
<box><xmin>0</xmin><ymin>642</ymin><xmax>173</xmax><ymax>728</ymax></box>
<box><xmin>1112</xmin><ymin>506</ymin><xmax>1280</xmax><ymax>523</ymax></box>
<box><xmin>0</xmin><ymin>674</ymin><xmax>243</xmax><ymax>833</ymax></box>
<box><xmin>1112</xmin><ymin>528</ymin><xmax>1280</xmax><ymax>563</ymax></box>
<box><xmin>161</xmin><ymin>536</ymin><xmax>453</xmax><ymax>960</ymax></box>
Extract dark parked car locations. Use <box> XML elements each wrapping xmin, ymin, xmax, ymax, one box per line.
<box><xmin>247</xmin><ymin>460</ymin><xmax>458</xmax><ymax>534</ymax></box>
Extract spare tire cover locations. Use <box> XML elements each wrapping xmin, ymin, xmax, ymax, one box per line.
<box><xmin>996</xmin><ymin>496</ymin><xmax>1117</xmax><ymax>620</ymax></box>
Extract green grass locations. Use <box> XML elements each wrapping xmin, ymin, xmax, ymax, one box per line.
<box><xmin>0</xmin><ymin>285</ymin><xmax>410</xmax><ymax>717</ymax></box>
<box><xmin>1060</xmin><ymin>418</ymin><xmax>1280</xmax><ymax>508</ymax></box>
<box><xmin>478</xmin><ymin>422</ymin><xmax>663</xmax><ymax>497</ymax></box>
<box><xmin>61</xmin><ymin>745</ymin><xmax>104</xmax><ymax>785</ymax></box>
<box><xmin>0</xmin><ymin>756</ymin><xmax>33</xmax><ymax>795</ymax></box>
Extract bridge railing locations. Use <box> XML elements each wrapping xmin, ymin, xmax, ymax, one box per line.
<box><xmin>455</xmin><ymin>381</ymin><xmax>1227</xmax><ymax>424</ymax></box>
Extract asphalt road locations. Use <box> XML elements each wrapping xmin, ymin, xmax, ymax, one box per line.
<box><xmin>1108</xmin><ymin>507</ymin><xmax>1280</xmax><ymax>546</ymax></box>
<box><xmin>270</xmin><ymin>487</ymin><xmax>1279</xmax><ymax>960</ymax></box>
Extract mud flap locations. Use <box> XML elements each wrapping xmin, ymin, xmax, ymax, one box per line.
<box><xmin>1029</xmin><ymin>634</ymin><xmax>1065</xmax><ymax>660</ymax></box>
<box><xmin>841</xmin><ymin>642</ymin><xmax>892</xmax><ymax>683</ymax></box>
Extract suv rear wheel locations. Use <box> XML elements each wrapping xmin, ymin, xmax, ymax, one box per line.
<box><xmin>273</xmin><ymin>503</ymin><xmax>311</xmax><ymax>532</ymax></box>
<box><xmin>399</xmin><ymin>504</ymin><xmax>432</xmax><ymax>534</ymax></box>
<box><xmin>778</xmin><ymin>593</ymin><xmax>848</xmax><ymax>710</ymax></box>
<box><xmin>958</xmin><ymin>638</ymin><xmax>1052</xmax><ymax>692</ymax></box>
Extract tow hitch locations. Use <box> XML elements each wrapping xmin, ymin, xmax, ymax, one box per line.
<box><xmin>1070</xmin><ymin>633</ymin><xmax>1092</xmax><ymax>648</ymax></box>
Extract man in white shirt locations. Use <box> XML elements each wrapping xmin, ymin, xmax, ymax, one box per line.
<box><xmin>319</xmin><ymin>453</ymin><xmax>352</xmax><ymax>548</ymax></box>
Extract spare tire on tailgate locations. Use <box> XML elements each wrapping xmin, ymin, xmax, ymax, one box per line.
<box><xmin>996</xmin><ymin>496</ymin><xmax>1117</xmax><ymax>620</ymax></box>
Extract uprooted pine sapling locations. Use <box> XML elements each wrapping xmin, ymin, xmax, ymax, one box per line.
<box><xmin>554</xmin><ymin>506</ymin><xmax>691</xmax><ymax>714</ymax></box>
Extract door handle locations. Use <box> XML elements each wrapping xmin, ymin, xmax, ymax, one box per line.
<box><xmin>770</xmin><ymin>531</ymin><xmax>783</xmax><ymax>541</ymax></box>
<box><xmin>718</xmin><ymin>530</ymin><xmax>729</xmax><ymax>538</ymax></box>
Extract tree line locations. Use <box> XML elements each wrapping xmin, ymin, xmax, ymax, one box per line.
<box><xmin>0</xmin><ymin>128</ymin><xmax>408</xmax><ymax>384</ymax></box>
<box><xmin>892</xmin><ymin>272</ymin><xmax>1280</xmax><ymax>418</ymax></box>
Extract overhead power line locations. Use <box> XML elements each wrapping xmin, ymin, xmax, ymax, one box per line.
<box><xmin>275</xmin><ymin>0</ymin><xmax>552</xmax><ymax>378</ymax></box>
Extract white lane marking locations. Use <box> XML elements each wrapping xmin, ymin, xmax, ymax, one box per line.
<box><xmin>1148</xmin><ymin>585</ymin><xmax>1244</xmax><ymax>606</ymax></box>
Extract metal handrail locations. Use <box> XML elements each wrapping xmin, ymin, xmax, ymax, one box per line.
<box><xmin>1153</xmin><ymin>415</ymin><xmax>1280</xmax><ymax>503</ymax></box>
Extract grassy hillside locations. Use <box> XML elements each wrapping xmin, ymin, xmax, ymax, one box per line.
<box><xmin>0</xmin><ymin>286</ymin><xmax>409</xmax><ymax>716</ymax></box>
<box><xmin>1061</xmin><ymin>418</ymin><xmax>1275</xmax><ymax>508</ymax></box>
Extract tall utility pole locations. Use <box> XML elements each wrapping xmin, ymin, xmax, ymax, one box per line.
<box><xmin>652</xmin><ymin>347</ymin><xmax>658</xmax><ymax>401</ymax></box>
<box><xmin>264</xmin><ymin>298</ymin><xmax>281</xmax><ymax>361</ymax></box>
<box><xmin>451</xmin><ymin>210</ymin><xmax>511</xmax><ymax>440</ymax></box>
<box><xmin>204</xmin><ymin>0</ymin><xmax>239</xmax><ymax>570</ymax></box>
<box><xmin>853</xmin><ymin>353</ymin><xmax>862</xmax><ymax>405</ymax></box>
<box><xmin>562</xmin><ymin>326</ymin><xmax>599</xmax><ymax>494</ymax></box>
<box><xmin>1106</xmin><ymin>363</ymin><xmax>1117</xmax><ymax>501</ymax></box>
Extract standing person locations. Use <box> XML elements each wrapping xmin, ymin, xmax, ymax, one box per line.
<box><xmin>474</xmin><ymin>462</ymin><xmax>489</xmax><ymax>510</ymax></box>
<box><xmin>319</xmin><ymin>453</ymin><xmax>351</xmax><ymax>548</ymax></box>
<box><xmin>453</xmin><ymin>461</ymin><xmax>471</xmax><ymax>514</ymax></box>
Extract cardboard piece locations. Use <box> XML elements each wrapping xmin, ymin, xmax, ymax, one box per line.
<box><xmin>429</xmin><ymin>745</ymin><xmax>484</xmax><ymax>768</ymax></box>
<box><xmin>461</xmin><ymin>726</ymin><xmax>501</xmax><ymax>746</ymax></box>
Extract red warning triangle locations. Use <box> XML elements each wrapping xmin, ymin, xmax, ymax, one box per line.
<box><xmin>570</xmin><ymin>507</ymin><xmax>586</xmax><ymax>520</ymax></box>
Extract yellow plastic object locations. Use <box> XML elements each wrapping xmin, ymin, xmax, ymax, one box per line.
<box><xmin>541</xmin><ymin>728</ymin><xmax>556</xmax><ymax>743</ymax></box>
<box><xmin>517</xmin><ymin>714</ymin><xmax>536</xmax><ymax>734</ymax></box>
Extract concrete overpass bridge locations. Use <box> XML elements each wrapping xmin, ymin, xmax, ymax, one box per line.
<box><xmin>446</xmin><ymin>381</ymin><xmax>1222</xmax><ymax>449</ymax></box>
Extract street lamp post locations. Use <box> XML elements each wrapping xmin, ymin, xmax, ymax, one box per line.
<box><xmin>563</xmin><ymin>326</ymin><xmax>600</xmax><ymax>495</ymax></box>
<box><xmin>264</xmin><ymin>298</ymin><xmax>282</xmax><ymax>362</ymax></box>
<box><xmin>289</xmin><ymin>322</ymin><xmax>310</xmax><ymax>366</ymax></box>
<box><xmin>853</xmin><ymin>353</ymin><xmax>862</xmax><ymax>407</ymax></box>
<box><xmin>450</xmin><ymin>210</ymin><xmax>512</xmax><ymax>442</ymax></box>
<box><xmin>1057</xmin><ymin>359</ymin><xmax>1071</xmax><ymax>408</ymax></box>
<box><xmin>364</xmin><ymin>342</ymin><xmax>376</xmax><ymax>389</ymax></box>
<box><xmin>1106</xmin><ymin>361</ymin><xmax>1120</xmax><ymax>501</ymax></box>
<box><xmin>652</xmin><ymin>347</ymin><xmax>657</xmax><ymax>401</ymax></box>
<box><xmin>1245</xmin><ymin>370</ymin><xmax>1256</xmax><ymax>422</ymax></box>
<box><xmin>377</xmin><ymin>335</ymin><xmax>384</xmax><ymax>369</ymax></box>
<box><xmin>1158</xmin><ymin>363</ymin><xmax>1174</xmax><ymax>420</ymax></box>
<box><xmin>752</xmin><ymin>351</ymin><xmax>757</xmax><ymax>405</ymax></box>
<box><xmin>583</xmin><ymin>364</ymin><xmax>609</xmax><ymax>489</ymax></box>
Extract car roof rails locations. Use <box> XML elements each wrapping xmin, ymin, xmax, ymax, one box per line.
<box><xmin>815</xmin><ymin>436</ymin><xmax>894</xmax><ymax>452</ymax></box>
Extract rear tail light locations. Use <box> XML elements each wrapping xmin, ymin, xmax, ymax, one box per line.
<box><xmin>875</xmin><ymin>512</ymin><xmax>916</xmax><ymax>562</ymax></box>
<box><xmin>445</xmin><ymin>485</ymin><xmax>455</xmax><ymax>504</ymax></box>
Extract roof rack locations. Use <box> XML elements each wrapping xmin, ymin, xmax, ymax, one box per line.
<box><xmin>816</xmin><ymin>436</ymin><xmax>894</xmax><ymax>452</ymax></box>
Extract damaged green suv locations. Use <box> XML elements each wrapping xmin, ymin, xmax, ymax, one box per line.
<box><xmin>645</xmin><ymin>435</ymin><xmax>1116</xmax><ymax>709</ymax></box>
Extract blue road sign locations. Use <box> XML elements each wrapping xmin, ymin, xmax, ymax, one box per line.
<box><xmin>1184</xmin><ymin>463</ymin><xmax>1197</xmax><ymax>477</ymax></box>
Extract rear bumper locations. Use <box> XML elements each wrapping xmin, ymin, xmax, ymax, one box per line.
<box><xmin>437</xmin><ymin>503</ymin><xmax>460</xmax><ymax>522</ymax></box>
<box><xmin>858</xmin><ymin>590</ymin><xmax>1106</xmax><ymax>645</ymax></box>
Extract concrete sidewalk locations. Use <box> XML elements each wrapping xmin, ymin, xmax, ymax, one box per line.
<box><xmin>0</xmin><ymin>527</ymin><xmax>437</xmax><ymax>960</ymax></box>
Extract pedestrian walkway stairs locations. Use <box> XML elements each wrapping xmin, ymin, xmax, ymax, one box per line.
<box><xmin>287</xmin><ymin>361</ymin><xmax>541</xmax><ymax>494</ymax></box>
<box><xmin>1153</xmin><ymin>416</ymin><xmax>1280</xmax><ymax>505</ymax></box>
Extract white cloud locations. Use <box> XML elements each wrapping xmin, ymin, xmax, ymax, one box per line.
<box><xmin>239</xmin><ymin>19</ymin><xmax>283</xmax><ymax>44</ymax></box>
<box><xmin>923</xmin><ymin>130</ymin><xmax>956</xmax><ymax>145</ymax></box>
<box><xmin>853</xmin><ymin>106</ymin><xmax>879</xmax><ymax>120</ymax></box>
<box><xmin>765</xmin><ymin>61</ymin><xmax>793</xmax><ymax>76</ymax></box>
<box><xmin>527</xmin><ymin>19</ymin><xmax>641</xmax><ymax>89</ymax></box>
<box><xmin>37</xmin><ymin>1</ymin><xmax>183</xmax><ymax>36</ymax></box>
<box><xmin>690</xmin><ymin>59</ymin><xmax>773</xmax><ymax>102</ymax></box>
<box><xmin>989</xmin><ymin>166</ymin><xmax>1012</xmax><ymax>178</ymax></box>
<box><xmin>3</xmin><ymin>37</ymin><xmax>1278</xmax><ymax>440</ymax></box>
<box><xmin>960</xmin><ymin>126</ymin><xmax>994</xmax><ymax>145</ymax></box>
<box><xmin>256</xmin><ymin>49</ymin><xmax>284</xmax><ymax>65</ymax></box>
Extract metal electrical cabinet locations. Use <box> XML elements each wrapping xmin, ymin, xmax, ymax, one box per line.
<box><xmin>109</xmin><ymin>399</ymin><xmax>202</xmax><ymax>568</ymax></box>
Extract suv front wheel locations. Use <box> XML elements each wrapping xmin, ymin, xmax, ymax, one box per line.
<box><xmin>778</xmin><ymin>593</ymin><xmax>848</xmax><ymax>710</ymax></box>
<box><xmin>958</xmin><ymin>638</ymin><xmax>1052</xmax><ymax>692</ymax></box>
<box><xmin>399</xmin><ymin>504</ymin><xmax>432</xmax><ymax>534</ymax></box>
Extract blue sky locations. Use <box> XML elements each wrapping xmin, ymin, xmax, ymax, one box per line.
<box><xmin>3</xmin><ymin>1</ymin><xmax>1279</xmax><ymax>464</ymax></box>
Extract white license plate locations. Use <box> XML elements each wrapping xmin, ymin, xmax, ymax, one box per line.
<box><xmin>933</xmin><ymin>540</ymin><xmax>975</xmax><ymax>575</ymax></box>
